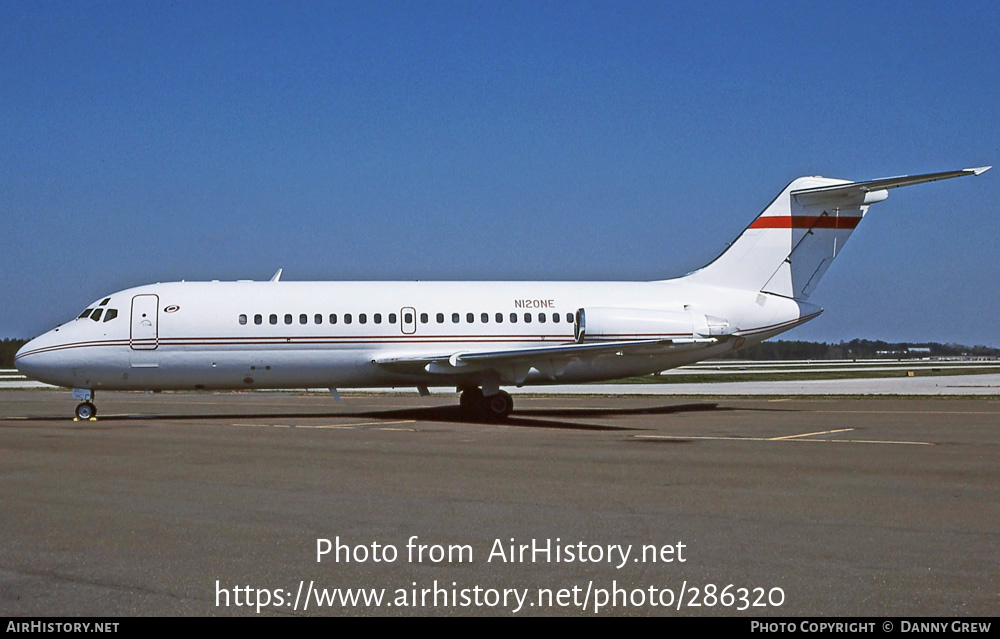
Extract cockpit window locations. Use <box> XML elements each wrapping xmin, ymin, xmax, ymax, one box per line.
<box><xmin>79</xmin><ymin>309</ymin><xmax>94</xmax><ymax>319</ymax></box>
<box><xmin>103</xmin><ymin>309</ymin><xmax>118</xmax><ymax>322</ymax></box>
<box><xmin>100</xmin><ymin>298</ymin><xmax>110</xmax><ymax>306</ymax></box>
<box><xmin>90</xmin><ymin>309</ymin><xmax>104</xmax><ymax>322</ymax></box>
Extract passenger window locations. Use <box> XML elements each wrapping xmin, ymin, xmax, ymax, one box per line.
<box><xmin>104</xmin><ymin>309</ymin><xmax>118</xmax><ymax>322</ymax></box>
<box><xmin>436</xmin><ymin>313</ymin><xmax>444</xmax><ymax>323</ymax></box>
<box><xmin>374</xmin><ymin>313</ymin><xmax>382</xmax><ymax>324</ymax></box>
<box><xmin>466</xmin><ymin>313</ymin><xmax>474</xmax><ymax>323</ymax></box>
<box><xmin>420</xmin><ymin>313</ymin><xmax>428</xmax><ymax>323</ymax></box>
<box><xmin>452</xmin><ymin>313</ymin><xmax>460</xmax><ymax>323</ymax></box>
<box><xmin>239</xmin><ymin>314</ymin><xmax>248</xmax><ymax>325</ymax></box>
<box><xmin>389</xmin><ymin>313</ymin><xmax>397</xmax><ymax>324</ymax></box>
<box><xmin>329</xmin><ymin>314</ymin><xmax>338</xmax><ymax>324</ymax></box>
<box><xmin>284</xmin><ymin>314</ymin><xmax>293</xmax><ymax>325</ymax></box>
<box><xmin>79</xmin><ymin>309</ymin><xmax>93</xmax><ymax>319</ymax></box>
<box><xmin>359</xmin><ymin>314</ymin><xmax>367</xmax><ymax>324</ymax></box>
<box><xmin>510</xmin><ymin>313</ymin><xmax>517</xmax><ymax>323</ymax></box>
<box><xmin>524</xmin><ymin>313</ymin><xmax>531</xmax><ymax>323</ymax></box>
<box><xmin>315</xmin><ymin>314</ymin><xmax>322</xmax><ymax>324</ymax></box>
<box><xmin>567</xmin><ymin>313</ymin><xmax>574</xmax><ymax>323</ymax></box>
<box><xmin>345</xmin><ymin>314</ymin><xmax>353</xmax><ymax>324</ymax></box>
<box><xmin>481</xmin><ymin>313</ymin><xmax>489</xmax><ymax>323</ymax></box>
<box><xmin>254</xmin><ymin>314</ymin><xmax>263</xmax><ymax>325</ymax></box>
<box><xmin>404</xmin><ymin>312</ymin><xmax>412</xmax><ymax>323</ymax></box>
<box><xmin>495</xmin><ymin>313</ymin><xmax>503</xmax><ymax>323</ymax></box>
<box><xmin>91</xmin><ymin>309</ymin><xmax>103</xmax><ymax>322</ymax></box>
<box><xmin>270</xmin><ymin>314</ymin><xmax>278</xmax><ymax>325</ymax></box>
<box><xmin>300</xmin><ymin>314</ymin><xmax>308</xmax><ymax>324</ymax></box>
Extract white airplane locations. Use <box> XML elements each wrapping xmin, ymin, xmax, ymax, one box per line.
<box><xmin>16</xmin><ymin>166</ymin><xmax>990</xmax><ymax>421</ymax></box>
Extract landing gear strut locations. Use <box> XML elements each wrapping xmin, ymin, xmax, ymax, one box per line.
<box><xmin>460</xmin><ymin>387</ymin><xmax>513</xmax><ymax>420</ymax></box>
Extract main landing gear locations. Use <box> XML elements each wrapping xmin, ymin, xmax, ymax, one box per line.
<box><xmin>72</xmin><ymin>388</ymin><xmax>97</xmax><ymax>421</ymax></box>
<box><xmin>460</xmin><ymin>387</ymin><xmax>513</xmax><ymax>420</ymax></box>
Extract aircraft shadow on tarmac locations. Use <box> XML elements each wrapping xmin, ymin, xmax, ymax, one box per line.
<box><xmin>4</xmin><ymin>401</ymin><xmax>787</xmax><ymax>433</ymax></box>
<box><xmin>343</xmin><ymin>401</ymin><xmax>795</xmax><ymax>431</ymax></box>
<box><xmin>345</xmin><ymin>403</ymin><xmax>732</xmax><ymax>431</ymax></box>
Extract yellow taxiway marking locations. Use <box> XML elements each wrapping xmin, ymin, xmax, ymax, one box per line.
<box><xmin>525</xmin><ymin>405</ymin><xmax>615</xmax><ymax>409</ymax></box>
<box><xmin>230</xmin><ymin>419</ymin><xmax>416</xmax><ymax>430</ymax></box>
<box><xmin>231</xmin><ymin>423</ymin><xmax>290</xmax><ymax>428</ymax></box>
<box><xmin>769</xmin><ymin>427</ymin><xmax>854</xmax><ymax>441</ymax></box>
<box><xmin>293</xmin><ymin>424</ymin><xmax>355</xmax><ymax>430</ymax></box>
<box><xmin>343</xmin><ymin>420</ymin><xmax>416</xmax><ymax>428</ymax></box>
<box><xmin>298</xmin><ymin>420</ymin><xmax>417</xmax><ymax>429</ymax></box>
<box><xmin>816</xmin><ymin>439</ymin><xmax>933</xmax><ymax>446</ymax></box>
<box><xmin>634</xmin><ymin>434</ymin><xmax>932</xmax><ymax>446</ymax></box>
<box><xmin>5</xmin><ymin>414</ymin><xmax>144</xmax><ymax>421</ymax></box>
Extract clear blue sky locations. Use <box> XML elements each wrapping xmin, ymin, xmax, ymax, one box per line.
<box><xmin>2</xmin><ymin>1</ymin><xmax>998</xmax><ymax>345</ymax></box>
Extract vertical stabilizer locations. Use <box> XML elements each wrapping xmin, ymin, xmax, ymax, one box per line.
<box><xmin>679</xmin><ymin>167</ymin><xmax>990</xmax><ymax>300</ymax></box>
<box><xmin>682</xmin><ymin>176</ymin><xmax>860</xmax><ymax>300</ymax></box>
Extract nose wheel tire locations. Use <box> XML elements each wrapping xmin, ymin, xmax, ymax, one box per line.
<box><xmin>75</xmin><ymin>402</ymin><xmax>97</xmax><ymax>421</ymax></box>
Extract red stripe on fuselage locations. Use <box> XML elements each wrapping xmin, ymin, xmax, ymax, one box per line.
<box><xmin>749</xmin><ymin>216</ymin><xmax>861</xmax><ymax>230</ymax></box>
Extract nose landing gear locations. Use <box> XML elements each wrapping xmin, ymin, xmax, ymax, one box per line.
<box><xmin>72</xmin><ymin>388</ymin><xmax>97</xmax><ymax>421</ymax></box>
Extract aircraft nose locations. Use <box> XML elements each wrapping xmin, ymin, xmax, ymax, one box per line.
<box><xmin>15</xmin><ymin>330</ymin><xmax>86</xmax><ymax>388</ymax></box>
<box><xmin>14</xmin><ymin>335</ymin><xmax>70</xmax><ymax>386</ymax></box>
<box><xmin>15</xmin><ymin>338</ymin><xmax>43</xmax><ymax>378</ymax></box>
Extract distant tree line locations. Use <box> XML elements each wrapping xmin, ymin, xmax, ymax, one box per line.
<box><xmin>1</xmin><ymin>339</ymin><xmax>27</xmax><ymax>369</ymax></box>
<box><xmin>719</xmin><ymin>338</ymin><xmax>1000</xmax><ymax>360</ymax></box>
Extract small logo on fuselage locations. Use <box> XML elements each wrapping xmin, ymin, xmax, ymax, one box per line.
<box><xmin>164</xmin><ymin>305</ymin><xmax>180</xmax><ymax>313</ymax></box>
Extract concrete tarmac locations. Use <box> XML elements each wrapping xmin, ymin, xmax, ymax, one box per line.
<box><xmin>0</xmin><ymin>391</ymin><xmax>997</xmax><ymax>616</ymax></box>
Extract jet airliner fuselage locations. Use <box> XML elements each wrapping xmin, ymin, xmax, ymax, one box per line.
<box><xmin>15</xmin><ymin>167</ymin><xmax>990</xmax><ymax>420</ymax></box>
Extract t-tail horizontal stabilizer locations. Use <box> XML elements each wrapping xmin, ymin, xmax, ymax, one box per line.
<box><xmin>791</xmin><ymin>166</ymin><xmax>992</xmax><ymax>205</ymax></box>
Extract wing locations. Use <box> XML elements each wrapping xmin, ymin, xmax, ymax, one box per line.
<box><xmin>374</xmin><ymin>336</ymin><xmax>718</xmax><ymax>385</ymax></box>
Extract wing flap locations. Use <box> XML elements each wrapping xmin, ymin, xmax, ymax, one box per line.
<box><xmin>375</xmin><ymin>337</ymin><xmax>718</xmax><ymax>375</ymax></box>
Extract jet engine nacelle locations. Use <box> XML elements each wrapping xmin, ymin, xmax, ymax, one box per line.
<box><xmin>574</xmin><ymin>307</ymin><xmax>731</xmax><ymax>343</ymax></box>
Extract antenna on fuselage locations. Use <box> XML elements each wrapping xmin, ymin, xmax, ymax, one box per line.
<box><xmin>270</xmin><ymin>268</ymin><xmax>283</xmax><ymax>282</ymax></box>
